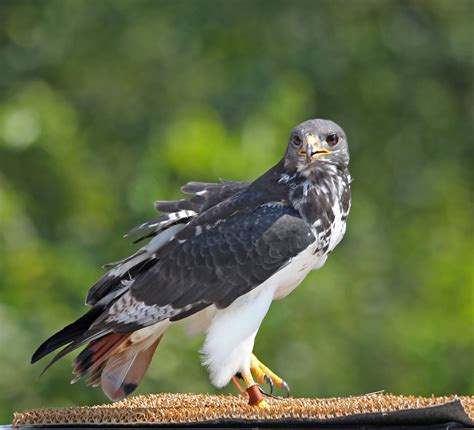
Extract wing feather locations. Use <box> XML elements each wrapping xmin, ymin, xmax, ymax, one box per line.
<box><xmin>102</xmin><ymin>203</ymin><xmax>315</xmax><ymax>331</ymax></box>
<box><xmin>86</xmin><ymin>180</ymin><xmax>249</xmax><ymax>306</ymax></box>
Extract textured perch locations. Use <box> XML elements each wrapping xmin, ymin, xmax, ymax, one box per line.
<box><xmin>13</xmin><ymin>393</ymin><xmax>474</xmax><ymax>428</ymax></box>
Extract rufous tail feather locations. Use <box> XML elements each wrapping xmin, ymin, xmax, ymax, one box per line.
<box><xmin>100</xmin><ymin>335</ymin><xmax>163</xmax><ymax>401</ymax></box>
<box><xmin>72</xmin><ymin>332</ymin><xmax>163</xmax><ymax>401</ymax></box>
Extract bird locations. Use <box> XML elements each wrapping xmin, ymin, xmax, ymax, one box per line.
<box><xmin>32</xmin><ymin>118</ymin><xmax>352</xmax><ymax>408</ymax></box>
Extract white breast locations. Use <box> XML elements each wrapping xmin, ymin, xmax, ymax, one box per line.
<box><xmin>272</xmin><ymin>242</ymin><xmax>324</xmax><ymax>300</ymax></box>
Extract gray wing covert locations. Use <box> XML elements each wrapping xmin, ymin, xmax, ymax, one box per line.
<box><xmin>86</xmin><ymin>180</ymin><xmax>249</xmax><ymax>307</ymax></box>
<box><xmin>106</xmin><ymin>204</ymin><xmax>315</xmax><ymax>331</ymax></box>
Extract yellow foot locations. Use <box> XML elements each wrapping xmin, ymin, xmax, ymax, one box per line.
<box><xmin>250</xmin><ymin>354</ymin><xmax>290</xmax><ymax>396</ymax></box>
<box><xmin>237</xmin><ymin>357</ymin><xmax>290</xmax><ymax>407</ymax></box>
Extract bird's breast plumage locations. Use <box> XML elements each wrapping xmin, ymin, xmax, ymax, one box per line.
<box><xmin>269</xmin><ymin>164</ymin><xmax>351</xmax><ymax>300</ymax></box>
<box><xmin>286</xmin><ymin>164</ymin><xmax>352</xmax><ymax>257</ymax></box>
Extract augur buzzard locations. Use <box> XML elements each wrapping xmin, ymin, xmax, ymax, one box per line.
<box><xmin>32</xmin><ymin>119</ymin><xmax>352</xmax><ymax>407</ymax></box>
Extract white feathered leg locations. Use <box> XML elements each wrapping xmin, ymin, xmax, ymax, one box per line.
<box><xmin>201</xmin><ymin>284</ymin><xmax>274</xmax><ymax>388</ymax></box>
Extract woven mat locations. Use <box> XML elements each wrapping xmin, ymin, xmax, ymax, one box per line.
<box><xmin>13</xmin><ymin>393</ymin><xmax>474</xmax><ymax>427</ymax></box>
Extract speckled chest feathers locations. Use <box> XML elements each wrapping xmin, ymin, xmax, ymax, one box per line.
<box><xmin>282</xmin><ymin>163</ymin><xmax>352</xmax><ymax>255</ymax></box>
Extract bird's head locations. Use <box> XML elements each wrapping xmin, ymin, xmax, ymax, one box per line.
<box><xmin>284</xmin><ymin>119</ymin><xmax>349</xmax><ymax>173</ymax></box>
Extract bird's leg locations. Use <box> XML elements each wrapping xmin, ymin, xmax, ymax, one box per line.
<box><xmin>231</xmin><ymin>375</ymin><xmax>249</xmax><ymax>399</ymax></box>
<box><xmin>240</xmin><ymin>370</ymin><xmax>269</xmax><ymax>408</ymax></box>
<box><xmin>250</xmin><ymin>354</ymin><xmax>290</xmax><ymax>397</ymax></box>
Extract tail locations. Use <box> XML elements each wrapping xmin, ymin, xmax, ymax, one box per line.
<box><xmin>31</xmin><ymin>305</ymin><xmax>108</xmax><ymax>369</ymax></box>
<box><xmin>32</xmin><ymin>307</ymin><xmax>168</xmax><ymax>401</ymax></box>
<box><xmin>73</xmin><ymin>331</ymin><xmax>164</xmax><ymax>401</ymax></box>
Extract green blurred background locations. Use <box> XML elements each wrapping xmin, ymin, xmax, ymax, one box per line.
<box><xmin>0</xmin><ymin>0</ymin><xmax>472</xmax><ymax>421</ymax></box>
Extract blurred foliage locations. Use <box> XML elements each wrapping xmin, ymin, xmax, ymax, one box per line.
<box><xmin>0</xmin><ymin>0</ymin><xmax>473</xmax><ymax>422</ymax></box>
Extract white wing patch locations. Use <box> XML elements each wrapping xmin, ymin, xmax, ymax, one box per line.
<box><xmin>105</xmin><ymin>224</ymin><xmax>185</xmax><ymax>279</ymax></box>
<box><xmin>105</xmin><ymin>291</ymin><xmax>196</xmax><ymax>326</ymax></box>
<box><xmin>125</xmin><ymin>209</ymin><xmax>197</xmax><ymax>238</ymax></box>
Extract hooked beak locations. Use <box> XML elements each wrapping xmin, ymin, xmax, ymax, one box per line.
<box><xmin>298</xmin><ymin>135</ymin><xmax>332</xmax><ymax>161</ymax></box>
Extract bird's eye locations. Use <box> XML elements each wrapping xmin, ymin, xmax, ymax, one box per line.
<box><xmin>326</xmin><ymin>134</ymin><xmax>339</xmax><ymax>146</ymax></box>
<box><xmin>291</xmin><ymin>135</ymin><xmax>302</xmax><ymax>147</ymax></box>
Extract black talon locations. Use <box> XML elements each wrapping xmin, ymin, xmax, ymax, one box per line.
<box><xmin>281</xmin><ymin>380</ymin><xmax>291</xmax><ymax>397</ymax></box>
<box><xmin>263</xmin><ymin>374</ymin><xmax>274</xmax><ymax>394</ymax></box>
<box><xmin>259</xmin><ymin>385</ymin><xmax>280</xmax><ymax>399</ymax></box>
<box><xmin>258</xmin><ymin>378</ymin><xmax>291</xmax><ymax>400</ymax></box>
